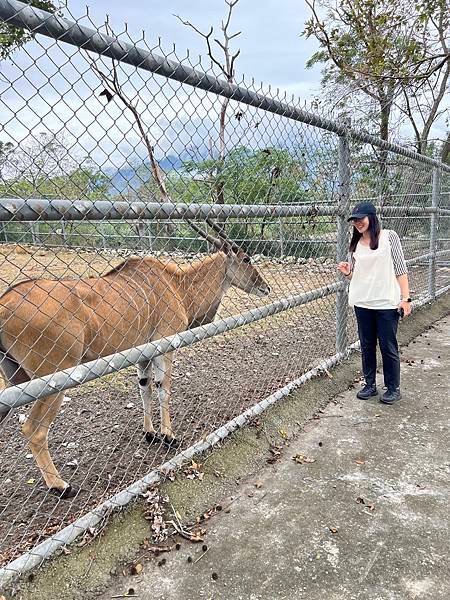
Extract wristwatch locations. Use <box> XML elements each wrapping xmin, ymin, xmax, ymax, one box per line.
<box><xmin>401</xmin><ymin>297</ymin><xmax>412</xmax><ymax>302</ymax></box>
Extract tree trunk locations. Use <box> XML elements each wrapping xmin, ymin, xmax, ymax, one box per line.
<box><xmin>441</xmin><ymin>132</ymin><xmax>450</xmax><ymax>165</ymax></box>
<box><xmin>379</xmin><ymin>100</ymin><xmax>390</xmax><ymax>180</ymax></box>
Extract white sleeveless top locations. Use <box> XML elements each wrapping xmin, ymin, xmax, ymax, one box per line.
<box><xmin>348</xmin><ymin>229</ymin><xmax>401</xmax><ymax>310</ymax></box>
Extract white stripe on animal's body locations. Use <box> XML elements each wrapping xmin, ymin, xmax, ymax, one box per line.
<box><xmin>153</xmin><ymin>355</ymin><xmax>165</xmax><ymax>384</ymax></box>
<box><xmin>137</xmin><ymin>362</ymin><xmax>154</xmax><ymax>433</ymax></box>
<box><xmin>152</xmin><ymin>355</ymin><xmax>172</xmax><ymax>436</ymax></box>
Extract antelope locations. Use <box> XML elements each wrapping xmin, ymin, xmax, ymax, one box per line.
<box><xmin>0</xmin><ymin>221</ymin><xmax>270</xmax><ymax>498</ymax></box>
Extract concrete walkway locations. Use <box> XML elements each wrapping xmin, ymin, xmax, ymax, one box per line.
<box><xmin>98</xmin><ymin>316</ymin><xmax>450</xmax><ymax>600</ymax></box>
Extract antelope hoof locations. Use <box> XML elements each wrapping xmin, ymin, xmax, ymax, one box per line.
<box><xmin>145</xmin><ymin>431</ymin><xmax>160</xmax><ymax>445</ymax></box>
<box><xmin>49</xmin><ymin>484</ymin><xmax>79</xmax><ymax>499</ymax></box>
<box><xmin>161</xmin><ymin>434</ymin><xmax>180</xmax><ymax>449</ymax></box>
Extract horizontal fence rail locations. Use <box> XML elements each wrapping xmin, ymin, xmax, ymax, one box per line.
<box><xmin>0</xmin><ymin>0</ymin><xmax>449</xmax><ymax>588</ymax></box>
<box><xmin>0</xmin><ymin>198</ymin><xmax>340</xmax><ymax>221</ymax></box>
<box><xmin>1</xmin><ymin>198</ymin><xmax>448</xmax><ymax>222</ymax></box>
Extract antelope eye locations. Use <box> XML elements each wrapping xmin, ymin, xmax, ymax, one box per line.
<box><xmin>243</xmin><ymin>256</ymin><xmax>251</xmax><ymax>264</ymax></box>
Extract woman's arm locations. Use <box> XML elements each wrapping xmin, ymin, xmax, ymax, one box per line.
<box><xmin>398</xmin><ymin>273</ymin><xmax>412</xmax><ymax>316</ymax></box>
<box><xmin>389</xmin><ymin>231</ymin><xmax>412</xmax><ymax>316</ymax></box>
<box><xmin>397</xmin><ymin>273</ymin><xmax>410</xmax><ymax>299</ymax></box>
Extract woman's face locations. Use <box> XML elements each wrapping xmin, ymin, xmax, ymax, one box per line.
<box><xmin>352</xmin><ymin>216</ymin><xmax>369</xmax><ymax>234</ymax></box>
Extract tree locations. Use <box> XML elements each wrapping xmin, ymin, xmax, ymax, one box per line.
<box><xmin>0</xmin><ymin>134</ymin><xmax>111</xmax><ymax>246</ymax></box>
<box><xmin>0</xmin><ymin>132</ymin><xmax>109</xmax><ymax>200</ymax></box>
<box><xmin>0</xmin><ymin>1</ymin><xmax>59</xmax><ymax>59</ymax></box>
<box><xmin>4</xmin><ymin>132</ymin><xmax>74</xmax><ymax>184</ymax></box>
<box><xmin>0</xmin><ymin>140</ymin><xmax>14</xmax><ymax>178</ymax></box>
<box><xmin>441</xmin><ymin>132</ymin><xmax>450</xmax><ymax>164</ymax></box>
<box><xmin>176</xmin><ymin>0</ymin><xmax>241</xmax><ymax>205</ymax></box>
<box><xmin>303</xmin><ymin>0</ymin><xmax>450</xmax><ymax>165</ymax></box>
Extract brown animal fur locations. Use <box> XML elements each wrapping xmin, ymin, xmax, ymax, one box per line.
<box><xmin>0</xmin><ymin>249</ymin><xmax>269</xmax><ymax>495</ymax></box>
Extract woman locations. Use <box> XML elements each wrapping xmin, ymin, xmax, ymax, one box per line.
<box><xmin>337</xmin><ymin>202</ymin><xmax>412</xmax><ymax>404</ymax></box>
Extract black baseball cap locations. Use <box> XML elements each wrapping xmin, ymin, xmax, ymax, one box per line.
<box><xmin>348</xmin><ymin>202</ymin><xmax>376</xmax><ymax>221</ymax></box>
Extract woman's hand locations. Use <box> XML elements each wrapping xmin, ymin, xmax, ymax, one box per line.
<box><xmin>398</xmin><ymin>300</ymin><xmax>412</xmax><ymax>317</ymax></box>
<box><xmin>337</xmin><ymin>261</ymin><xmax>352</xmax><ymax>276</ymax></box>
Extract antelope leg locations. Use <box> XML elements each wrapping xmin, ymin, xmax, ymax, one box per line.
<box><xmin>153</xmin><ymin>353</ymin><xmax>178</xmax><ymax>447</ymax></box>
<box><xmin>137</xmin><ymin>361</ymin><xmax>156</xmax><ymax>440</ymax></box>
<box><xmin>22</xmin><ymin>392</ymin><xmax>77</xmax><ymax>497</ymax></box>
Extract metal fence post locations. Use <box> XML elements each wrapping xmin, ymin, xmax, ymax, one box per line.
<box><xmin>428</xmin><ymin>167</ymin><xmax>441</xmax><ymax>299</ymax></box>
<box><xmin>336</xmin><ymin>128</ymin><xmax>351</xmax><ymax>353</ymax></box>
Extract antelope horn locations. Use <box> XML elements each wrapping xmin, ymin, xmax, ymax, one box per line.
<box><xmin>205</xmin><ymin>218</ymin><xmax>242</xmax><ymax>254</ymax></box>
<box><xmin>185</xmin><ymin>219</ymin><xmax>223</xmax><ymax>250</ymax></box>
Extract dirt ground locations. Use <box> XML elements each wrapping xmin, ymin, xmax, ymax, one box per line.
<box><xmin>0</xmin><ymin>244</ymin><xmax>448</xmax><ymax>567</ymax></box>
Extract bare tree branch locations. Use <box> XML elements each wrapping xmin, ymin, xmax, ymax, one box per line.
<box><xmin>90</xmin><ymin>57</ymin><xmax>170</xmax><ymax>202</ymax></box>
<box><xmin>174</xmin><ymin>16</ymin><xmax>226</xmax><ymax>76</ymax></box>
<box><xmin>177</xmin><ymin>0</ymin><xmax>242</xmax><ymax>206</ymax></box>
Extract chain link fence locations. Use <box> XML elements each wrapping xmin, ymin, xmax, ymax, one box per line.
<box><xmin>0</xmin><ymin>0</ymin><xmax>449</xmax><ymax>586</ymax></box>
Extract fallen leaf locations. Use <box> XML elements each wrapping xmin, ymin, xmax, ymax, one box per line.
<box><xmin>26</xmin><ymin>479</ymin><xmax>36</xmax><ymax>485</ymax></box>
<box><xmin>131</xmin><ymin>562</ymin><xmax>143</xmax><ymax>575</ymax></box>
<box><xmin>292</xmin><ymin>453</ymin><xmax>316</xmax><ymax>464</ymax></box>
<box><xmin>329</xmin><ymin>526</ymin><xmax>339</xmax><ymax>534</ymax></box>
<box><xmin>355</xmin><ymin>458</ymin><xmax>366</xmax><ymax>465</ymax></box>
<box><xmin>189</xmin><ymin>530</ymin><xmax>205</xmax><ymax>543</ymax></box>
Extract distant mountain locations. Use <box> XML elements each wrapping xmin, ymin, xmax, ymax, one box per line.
<box><xmin>104</xmin><ymin>155</ymin><xmax>184</xmax><ymax>194</ymax></box>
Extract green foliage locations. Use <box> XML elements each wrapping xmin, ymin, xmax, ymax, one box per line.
<box><xmin>0</xmin><ymin>165</ymin><xmax>110</xmax><ymax>201</ymax></box>
<box><xmin>177</xmin><ymin>146</ymin><xmax>310</xmax><ymax>205</ymax></box>
<box><xmin>304</xmin><ymin>0</ymin><xmax>427</xmax><ymax>83</ymax></box>
<box><xmin>0</xmin><ymin>1</ymin><xmax>59</xmax><ymax>59</ymax></box>
<box><xmin>0</xmin><ymin>132</ymin><xmax>110</xmax><ymax>201</ymax></box>
<box><xmin>303</xmin><ymin>0</ymin><xmax>449</xmax><ymax>151</ymax></box>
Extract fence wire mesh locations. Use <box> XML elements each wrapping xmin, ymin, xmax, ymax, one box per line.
<box><xmin>0</xmin><ymin>0</ymin><xmax>449</xmax><ymax>582</ymax></box>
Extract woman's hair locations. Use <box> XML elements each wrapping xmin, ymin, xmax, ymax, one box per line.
<box><xmin>349</xmin><ymin>214</ymin><xmax>381</xmax><ymax>252</ymax></box>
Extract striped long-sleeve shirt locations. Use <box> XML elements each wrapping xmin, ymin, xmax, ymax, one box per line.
<box><xmin>388</xmin><ymin>230</ymin><xmax>408</xmax><ymax>277</ymax></box>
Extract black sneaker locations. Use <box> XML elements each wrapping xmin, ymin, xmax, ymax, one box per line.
<box><xmin>380</xmin><ymin>389</ymin><xmax>402</xmax><ymax>404</ymax></box>
<box><xmin>356</xmin><ymin>384</ymin><xmax>378</xmax><ymax>400</ymax></box>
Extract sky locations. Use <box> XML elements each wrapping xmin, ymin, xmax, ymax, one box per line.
<box><xmin>0</xmin><ymin>0</ymin><xmax>327</xmax><ymax>171</ymax></box>
<box><xmin>0</xmin><ymin>0</ymin><xmax>447</xmax><ymax>173</ymax></box>
<box><xmin>64</xmin><ymin>0</ymin><xmax>322</xmax><ymax>97</ymax></box>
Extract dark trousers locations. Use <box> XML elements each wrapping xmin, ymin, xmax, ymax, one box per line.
<box><xmin>354</xmin><ymin>306</ymin><xmax>400</xmax><ymax>391</ymax></box>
